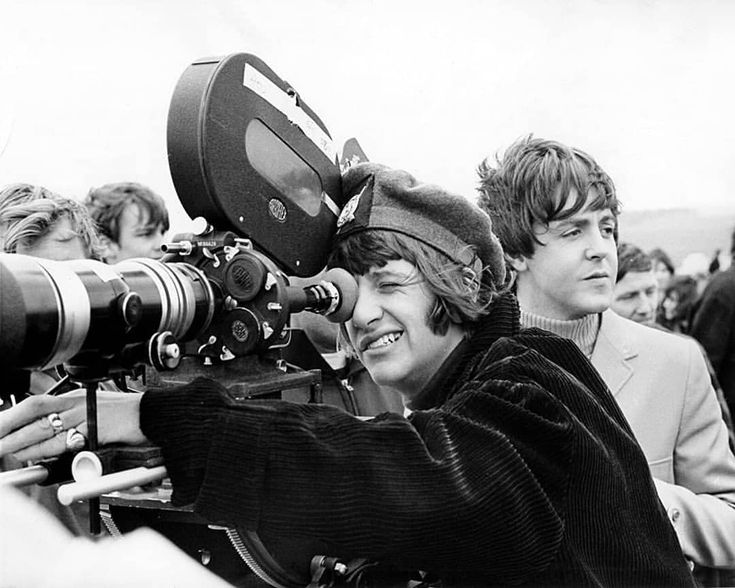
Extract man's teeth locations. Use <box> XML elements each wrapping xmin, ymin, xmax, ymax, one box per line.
<box><xmin>367</xmin><ymin>332</ymin><xmax>402</xmax><ymax>350</ymax></box>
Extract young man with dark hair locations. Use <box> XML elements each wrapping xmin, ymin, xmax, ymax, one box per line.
<box><xmin>612</xmin><ymin>242</ymin><xmax>659</xmax><ymax>325</ymax></box>
<box><xmin>0</xmin><ymin>163</ymin><xmax>694</xmax><ymax>585</ymax></box>
<box><xmin>84</xmin><ymin>181</ymin><xmax>169</xmax><ymax>263</ymax></box>
<box><xmin>478</xmin><ymin>136</ymin><xmax>735</xmax><ymax>580</ymax></box>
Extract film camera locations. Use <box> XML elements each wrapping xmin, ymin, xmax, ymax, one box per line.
<box><xmin>0</xmin><ymin>53</ymin><xmax>369</xmax><ymax>587</ymax></box>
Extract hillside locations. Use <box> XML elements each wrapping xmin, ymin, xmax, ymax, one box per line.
<box><xmin>618</xmin><ymin>207</ymin><xmax>735</xmax><ymax>270</ymax></box>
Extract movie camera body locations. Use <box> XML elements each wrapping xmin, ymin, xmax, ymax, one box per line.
<box><xmin>0</xmin><ymin>52</ymin><xmax>366</xmax><ymax>587</ymax></box>
<box><xmin>0</xmin><ymin>52</ymin><xmax>354</xmax><ymax>379</ymax></box>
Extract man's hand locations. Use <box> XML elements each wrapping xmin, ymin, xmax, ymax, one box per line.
<box><xmin>0</xmin><ymin>390</ymin><xmax>148</xmax><ymax>462</ymax></box>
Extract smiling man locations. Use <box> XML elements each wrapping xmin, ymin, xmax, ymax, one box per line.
<box><xmin>0</xmin><ymin>163</ymin><xmax>695</xmax><ymax>586</ymax></box>
<box><xmin>478</xmin><ymin>136</ymin><xmax>735</xmax><ymax>580</ymax></box>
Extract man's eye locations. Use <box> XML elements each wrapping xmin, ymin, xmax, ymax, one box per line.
<box><xmin>377</xmin><ymin>282</ymin><xmax>400</xmax><ymax>291</ymax></box>
<box><xmin>601</xmin><ymin>225</ymin><xmax>615</xmax><ymax>237</ymax></box>
<box><xmin>562</xmin><ymin>229</ymin><xmax>580</xmax><ymax>238</ymax></box>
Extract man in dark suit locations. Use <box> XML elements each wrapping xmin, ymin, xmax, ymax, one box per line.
<box><xmin>692</xmin><ymin>227</ymin><xmax>735</xmax><ymax>418</ymax></box>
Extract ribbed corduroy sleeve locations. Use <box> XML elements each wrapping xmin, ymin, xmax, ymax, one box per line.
<box><xmin>139</xmin><ymin>377</ymin><xmax>238</xmax><ymax>507</ymax></box>
<box><xmin>138</xmin><ymin>374</ymin><xmax>569</xmax><ymax>582</ymax></box>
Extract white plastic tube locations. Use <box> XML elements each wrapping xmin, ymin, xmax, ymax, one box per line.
<box><xmin>57</xmin><ymin>465</ymin><xmax>167</xmax><ymax>505</ymax></box>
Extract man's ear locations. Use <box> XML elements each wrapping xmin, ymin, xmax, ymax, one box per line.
<box><xmin>98</xmin><ymin>235</ymin><xmax>119</xmax><ymax>264</ymax></box>
<box><xmin>508</xmin><ymin>254</ymin><xmax>528</xmax><ymax>273</ymax></box>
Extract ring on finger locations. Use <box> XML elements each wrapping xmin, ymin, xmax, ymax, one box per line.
<box><xmin>46</xmin><ymin>413</ymin><xmax>64</xmax><ymax>434</ymax></box>
<box><xmin>65</xmin><ymin>428</ymin><xmax>86</xmax><ymax>452</ymax></box>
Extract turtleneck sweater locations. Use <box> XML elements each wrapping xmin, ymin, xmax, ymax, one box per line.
<box><xmin>519</xmin><ymin>309</ymin><xmax>600</xmax><ymax>358</ymax></box>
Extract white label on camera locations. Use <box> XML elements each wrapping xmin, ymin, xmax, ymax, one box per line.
<box><xmin>243</xmin><ymin>64</ymin><xmax>337</xmax><ymax>163</ymax></box>
<box><xmin>86</xmin><ymin>262</ymin><xmax>121</xmax><ymax>282</ymax></box>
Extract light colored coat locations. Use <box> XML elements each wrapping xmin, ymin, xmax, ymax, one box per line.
<box><xmin>592</xmin><ymin>309</ymin><xmax>735</xmax><ymax>568</ymax></box>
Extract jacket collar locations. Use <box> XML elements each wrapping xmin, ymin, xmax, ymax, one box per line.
<box><xmin>590</xmin><ymin>310</ymin><xmax>638</xmax><ymax>396</ymax></box>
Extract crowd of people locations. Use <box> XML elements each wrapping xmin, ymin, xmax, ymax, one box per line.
<box><xmin>0</xmin><ymin>136</ymin><xmax>734</xmax><ymax>587</ymax></box>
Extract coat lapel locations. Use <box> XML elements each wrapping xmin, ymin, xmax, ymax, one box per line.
<box><xmin>590</xmin><ymin>311</ymin><xmax>637</xmax><ymax>397</ymax></box>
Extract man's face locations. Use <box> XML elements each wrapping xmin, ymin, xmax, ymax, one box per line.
<box><xmin>513</xmin><ymin>190</ymin><xmax>618</xmax><ymax>320</ymax></box>
<box><xmin>16</xmin><ymin>216</ymin><xmax>89</xmax><ymax>261</ymax></box>
<box><xmin>611</xmin><ymin>270</ymin><xmax>659</xmax><ymax>324</ymax></box>
<box><xmin>104</xmin><ymin>203</ymin><xmax>166</xmax><ymax>263</ymax></box>
<box><xmin>345</xmin><ymin>259</ymin><xmax>464</xmax><ymax>401</ymax></box>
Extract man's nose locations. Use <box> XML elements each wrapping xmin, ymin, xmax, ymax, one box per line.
<box><xmin>350</xmin><ymin>286</ymin><xmax>382</xmax><ymax>330</ymax></box>
<box><xmin>641</xmin><ymin>292</ymin><xmax>658</xmax><ymax>315</ymax></box>
<box><xmin>584</xmin><ymin>230</ymin><xmax>610</xmax><ymax>260</ymax></box>
<box><xmin>635</xmin><ymin>293</ymin><xmax>653</xmax><ymax>315</ymax></box>
<box><xmin>150</xmin><ymin>237</ymin><xmax>164</xmax><ymax>258</ymax></box>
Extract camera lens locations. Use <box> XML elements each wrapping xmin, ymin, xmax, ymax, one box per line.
<box><xmin>115</xmin><ymin>258</ymin><xmax>214</xmax><ymax>343</ymax></box>
<box><xmin>0</xmin><ymin>254</ymin><xmax>215</xmax><ymax>371</ymax></box>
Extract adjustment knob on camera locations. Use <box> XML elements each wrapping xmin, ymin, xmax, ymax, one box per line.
<box><xmin>119</xmin><ymin>292</ymin><xmax>143</xmax><ymax>328</ymax></box>
<box><xmin>224</xmin><ymin>256</ymin><xmax>266</xmax><ymax>302</ymax></box>
<box><xmin>220</xmin><ymin>308</ymin><xmax>261</xmax><ymax>357</ymax></box>
<box><xmin>147</xmin><ymin>332</ymin><xmax>181</xmax><ymax>371</ymax></box>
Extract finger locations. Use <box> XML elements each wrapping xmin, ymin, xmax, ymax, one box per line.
<box><xmin>0</xmin><ymin>402</ymin><xmax>87</xmax><ymax>458</ymax></box>
<box><xmin>0</xmin><ymin>394</ymin><xmax>79</xmax><ymax>438</ymax></box>
<box><xmin>1</xmin><ymin>390</ymin><xmax>140</xmax><ymax>458</ymax></box>
<box><xmin>13</xmin><ymin>430</ymin><xmax>70</xmax><ymax>462</ymax></box>
<box><xmin>11</xmin><ymin>419</ymin><xmax>90</xmax><ymax>463</ymax></box>
<box><xmin>0</xmin><ymin>414</ymin><xmax>59</xmax><ymax>457</ymax></box>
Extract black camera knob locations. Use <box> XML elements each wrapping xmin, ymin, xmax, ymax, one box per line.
<box><xmin>224</xmin><ymin>256</ymin><xmax>266</xmax><ymax>302</ymax></box>
<box><xmin>119</xmin><ymin>292</ymin><xmax>143</xmax><ymax>328</ymax></box>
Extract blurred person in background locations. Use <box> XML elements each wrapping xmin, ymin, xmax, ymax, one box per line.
<box><xmin>0</xmin><ymin>183</ymin><xmax>99</xmax><ymax>261</ymax></box>
<box><xmin>650</xmin><ymin>247</ymin><xmax>675</xmax><ymax>292</ymax></box>
<box><xmin>679</xmin><ymin>251</ymin><xmax>712</xmax><ymax>301</ymax></box>
<box><xmin>691</xmin><ymin>227</ymin><xmax>735</xmax><ymax>420</ymax></box>
<box><xmin>650</xmin><ymin>247</ymin><xmax>676</xmax><ymax>328</ymax></box>
<box><xmin>611</xmin><ymin>242</ymin><xmax>658</xmax><ymax>325</ymax></box>
<box><xmin>84</xmin><ymin>181</ymin><xmax>169</xmax><ymax>263</ymax></box>
<box><xmin>0</xmin><ymin>183</ymin><xmax>101</xmax><ymax>400</ymax></box>
<box><xmin>658</xmin><ymin>275</ymin><xmax>700</xmax><ymax>334</ymax></box>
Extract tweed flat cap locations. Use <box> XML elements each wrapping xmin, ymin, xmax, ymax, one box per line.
<box><xmin>336</xmin><ymin>162</ymin><xmax>506</xmax><ymax>287</ymax></box>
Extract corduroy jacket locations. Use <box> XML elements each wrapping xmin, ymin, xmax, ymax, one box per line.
<box><xmin>140</xmin><ymin>294</ymin><xmax>694</xmax><ymax>586</ymax></box>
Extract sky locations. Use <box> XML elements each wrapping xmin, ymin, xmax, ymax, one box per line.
<box><xmin>1</xmin><ymin>0</ymin><xmax>735</xmax><ymax>233</ymax></box>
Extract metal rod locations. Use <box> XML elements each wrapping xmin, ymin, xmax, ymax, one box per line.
<box><xmin>85</xmin><ymin>382</ymin><xmax>101</xmax><ymax>535</ymax></box>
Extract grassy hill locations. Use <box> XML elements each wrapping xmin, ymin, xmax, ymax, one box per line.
<box><xmin>618</xmin><ymin>207</ymin><xmax>735</xmax><ymax>270</ymax></box>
